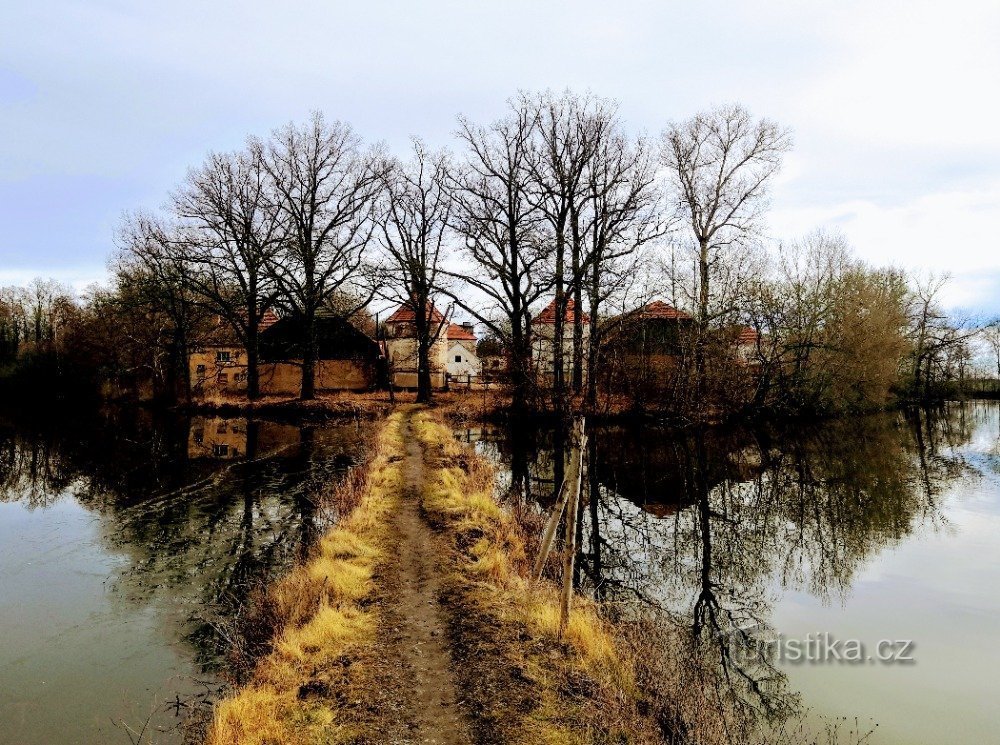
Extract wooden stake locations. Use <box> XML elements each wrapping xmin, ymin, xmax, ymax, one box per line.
<box><xmin>559</xmin><ymin>417</ymin><xmax>586</xmax><ymax>637</ymax></box>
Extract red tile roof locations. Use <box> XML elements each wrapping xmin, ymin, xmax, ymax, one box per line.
<box><xmin>257</xmin><ymin>308</ymin><xmax>280</xmax><ymax>332</ymax></box>
<box><xmin>636</xmin><ymin>300</ymin><xmax>691</xmax><ymax>321</ymax></box>
<box><xmin>447</xmin><ymin>323</ymin><xmax>476</xmax><ymax>341</ymax></box>
<box><xmin>202</xmin><ymin>308</ymin><xmax>281</xmax><ymax>345</ymax></box>
<box><xmin>385</xmin><ymin>302</ymin><xmax>446</xmax><ymax>324</ymax></box>
<box><xmin>534</xmin><ymin>298</ymin><xmax>589</xmax><ymax>324</ymax></box>
<box><xmin>736</xmin><ymin>326</ymin><xmax>759</xmax><ymax>345</ymax></box>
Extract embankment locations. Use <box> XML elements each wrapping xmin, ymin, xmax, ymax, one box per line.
<box><xmin>205</xmin><ymin>406</ymin><xmax>684</xmax><ymax>744</ymax></box>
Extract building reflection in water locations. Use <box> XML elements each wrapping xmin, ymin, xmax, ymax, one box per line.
<box><xmin>460</xmin><ymin>404</ymin><xmax>977</xmax><ymax>726</ymax></box>
<box><xmin>0</xmin><ymin>407</ymin><xmax>369</xmax><ymax>671</ymax></box>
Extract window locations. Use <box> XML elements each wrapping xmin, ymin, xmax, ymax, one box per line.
<box><xmin>193</xmin><ymin>429</ymin><xmax>204</xmax><ymax>444</ymax></box>
<box><xmin>213</xmin><ymin>444</ymin><xmax>229</xmax><ymax>457</ymax></box>
<box><xmin>196</xmin><ymin>364</ymin><xmax>206</xmax><ymax>377</ymax></box>
<box><xmin>454</xmin><ymin>355</ymin><xmax>462</xmax><ymax>363</ymax></box>
<box><xmin>217</xmin><ymin>372</ymin><xmax>228</xmax><ymax>384</ymax></box>
<box><xmin>216</xmin><ymin>351</ymin><xmax>231</xmax><ymax>363</ymax></box>
<box><xmin>235</xmin><ymin>372</ymin><xmax>247</xmax><ymax>383</ymax></box>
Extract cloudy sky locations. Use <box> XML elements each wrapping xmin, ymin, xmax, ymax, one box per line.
<box><xmin>2</xmin><ymin>0</ymin><xmax>999</xmax><ymax>313</ymax></box>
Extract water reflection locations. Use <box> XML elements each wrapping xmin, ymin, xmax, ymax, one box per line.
<box><xmin>460</xmin><ymin>403</ymin><xmax>992</xmax><ymax>742</ymax></box>
<box><xmin>0</xmin><ymin>408</ymin><xmax>369</xmax><ymax>745</ymax></box>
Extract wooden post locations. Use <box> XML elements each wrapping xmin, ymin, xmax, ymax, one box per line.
<box><xmin>559</xmin><ymin>417</ymin><xmax>586</xmax><ymax>637</ymax></box>
<box><xmin>533</xmin><ymin>417</ymin><xmax>587</xmax><ymax>594</ymax></box>
<box><xmin>533</xmin><ymin>477</ymin><xmax>571</xmax><ymax>581</ymax></box>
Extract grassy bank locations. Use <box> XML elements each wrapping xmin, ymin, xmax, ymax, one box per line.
<box><xmin>206</xmin><ymin>410</ymin><xmax>406</xmax><ymax>744</ymax></box>
<box><xmin>412</xmin><ymin>409</ymin><xmax>665</xmax><ymax>743</ymax></box>
<box><xmin>205</xmin><ymin>405</ymin><xmax>729</xmax><ymax>744</ymax></box>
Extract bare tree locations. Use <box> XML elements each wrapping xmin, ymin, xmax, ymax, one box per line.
<box><xmin>579</xmin><ymin>130</ymin><xmax>666</xmax><ymax>408</ymax></box>
<box><xmin>115</xmin><ymin>213</ymin><xmax>203</xmax><ymax>401</ymax></box>
<box><xmin>662</xmin><ymin>105</ymin><xmax>791</xmax><ymax>390</ymax></box>
<box><xmin>171</xmin><ymin>148</ymin><xmax>284</xmax><ymax>400</ymax></box>
<box><xmin>907</xmin><ymin>273</ymin><xmax>980</xmax><ymax>399</ymax></box>
<box><xmin>984</xmin><ymin>321</ymin><xmax>1000</xmax><ymax>379</ymax></box>
<box><xmin>378</xmin><ymin>140</ymin><xmax>453</xmax><ymax>403</ymax></box>
<box><xmin>526</xmin><ymin>91</ymin><xmax>609</xmax><ymax>408</ymax></box>
<box><xmin>256</xmin><ymin>113</ymin><xmax>384</xmax><ymax>400</ymax></box>
<box><xmin>447</xmin><ymin>101</ymin><xmax>551</xmax><ymax>410</ymax></box>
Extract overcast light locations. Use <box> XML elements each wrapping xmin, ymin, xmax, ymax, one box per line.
<box><xmin>2</xmin><ymin>0</ymin><xmax>999</xmax><ymax>312</ymax></box>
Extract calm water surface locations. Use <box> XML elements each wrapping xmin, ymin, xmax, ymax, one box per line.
<box><xmin>456</xmin><ymin>402</ymin><xmax>1000</xmax><ymax>745</ymax></box>
<box><xmin>0</xmin><ymin>408</ymin><xmax>369</xmax><ymax>745</ymax></box>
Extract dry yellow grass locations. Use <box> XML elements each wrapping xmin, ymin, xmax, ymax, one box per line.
<box><xmin>205</xmin><ymin>411</ymin><xmax>407</xmax><ymax>745</ymax></box>
<box><xmin>412</xmin><ymin>409</ymin><xmax>656</xmax><ymax>743</ymax></box>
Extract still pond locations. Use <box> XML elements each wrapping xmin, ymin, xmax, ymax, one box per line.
<box><xmin>456</xmin><ymin>401</ymin><xmax>1000</xmax><ymax>745</ymax></box>
<box><xmin>1</xmin><ymin>402</ymin><xmax>998</xmax><ymax>744</ymax></box>
<box><xmin>0</xmin><ymin>409</ymin><xmax>368</xmax><ymax>745</ymax></box>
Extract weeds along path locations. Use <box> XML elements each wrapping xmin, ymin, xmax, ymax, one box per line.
<box><xmin>372</xmin><ymin>414</ymin><xmax>474</xmax><ymax>744</ymax></box>
<box><xmin>207</xmin><ymin>407</ymin><xmax>664</xmax><ymax>745</ymax></box>
<box><xmin>205</xmin><ymin>408</ymin><xmax>474</xmax><ymax>745</ymax></box>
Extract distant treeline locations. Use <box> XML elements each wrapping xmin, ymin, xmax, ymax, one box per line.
<box><xmin>2</xmin><ymin>91</ymin><xmax>997</xmax><ymax>415</ymax></box>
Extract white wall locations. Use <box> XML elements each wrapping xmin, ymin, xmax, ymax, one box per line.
<box><xmin>447</xmin><ymin>339</ymin><xmax>480</xmax><ymax>378</ymax></box>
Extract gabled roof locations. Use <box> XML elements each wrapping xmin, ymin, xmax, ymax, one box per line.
<box><xmin>635</xmin><ymin>300</ymin><xmax>691</xmax><ymax>321</ymax></box>
<box><xmin>534</xmin><ymin>298</ymin><xmax>589</xmax><ymax>325</ymax></box>
<box><xmin>736</xmin><ymin>326</ymin><xmax>759</xmax><ymax>345</ymax></box>
<box><xmin>447</xmin><ymin>323</ymin><xmax>476</xmax><ymax>341</ymax></box>
<box><xmin>200</xmin><ymin>308</ymin><xmax>282</xmax><ymax>346</ymax></box>
<box><xmin>385</xmin><ymin>301</ymin><xmax>446</xmax><ymax>324</ymax></box>
<box><xmin>259</xmin><ymin>313</ymin><xmax>378</xmax><ymax>361</ymax></box>
<box><xmin>257</xmin><ymin>308</ymin><xmax>280</xmax><ymax>332</ymax></box>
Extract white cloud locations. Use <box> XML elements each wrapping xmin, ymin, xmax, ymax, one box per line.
<box><xmin>770</xmin><ymin>185</ymin><xmax>1000</xmax><ymax>311</ymax></box>
<box><xmin>2</xmin><ymin>0</ymin><xmax>1000</xmax><ymax>314</ymax></box>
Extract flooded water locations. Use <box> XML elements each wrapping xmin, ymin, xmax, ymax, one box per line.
<box><xmin>456</xmin><ymin>401</ymin><xmax>1000</xmax><ymax>745</ymax></box>
<box><xmin>0</xmin><ymin>408</ymin><xmax>370</xmax><ymax>745</ymax></box>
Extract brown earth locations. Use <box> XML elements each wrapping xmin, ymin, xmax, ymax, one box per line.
<box><xmin>350</xmin><ymin>416</ymin><xmax>474</xmax><ymax>745</ymax></box>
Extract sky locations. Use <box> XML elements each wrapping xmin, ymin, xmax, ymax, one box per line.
<box><xmin>2</xmin><ymin>0</ymin><xmax>999</xmax><ymax>315</ymax></box>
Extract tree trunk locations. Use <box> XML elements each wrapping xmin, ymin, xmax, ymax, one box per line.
<box><xmin>585</xmin><ymin>267</ymin><xmax>600</xmax><ymax>410</ymax></box>
<box><xmin>553</xmin><ymin>230</ymin><xmax>566</xmax><ymax>412</ymax></box>
<box><xmin>246</xmin><ymin>315</ymin><xmax>260</xmax><ymax>401</ymax></box>
<box><xmin>695</xmin><ymin>237</ymin><xmax>711</xmax><ymax>401</ymax></box>
<box><xmin>300</xmin><ymin>308</ymin><xmax>316</xmax><ymax>400</ymax></box>
<box><xmin>571</xmin><ymin>208</ymin><xmax>584</xmax><ymax>394</ymax></box>
<box><xmin>510</xmin><ymin>323</ymin><xmax>532</xmax><ymax>412</ymax></box>
<box><xmin>246</xmin><ymin>337</ymin><xmax>260</xmax><ymax>400</ymax></box>
<box><xmin>417</xmin><ymin>334</ymin><xmax>433</xmax><ymax>404</ymax></box>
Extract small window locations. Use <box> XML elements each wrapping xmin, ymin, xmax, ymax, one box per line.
<box><xmin>193</xmin><ymin>428</ymin><xmax>204</xmax><ymax>444</ymax></box>
<box><xmin>455</xmin><ymin>355</ymin><xmax>462</xmax><ymax>363</ymax></box>
<box><xmin>216</xmin><ymin>351</ymin><xmax>231</xmax><ymax>363</ymax></box>
<box><xmin>217</xmin><ymin>372</ymin><xmax>228</xmax><ymax>384</ymax></box>
<box><xmin>213</xmin><ymin>444</ymin><xmax>229</xmax><ymax>457</ymax></box>
<box><xmin>196</xmin><ymin>364</ymin><xmax>206</xmax><ymax>376</ymax></box>
<box><xmin>234</xmin><ymin>372</ymin><xmax>247</xmax><ymax>383</ymax></box>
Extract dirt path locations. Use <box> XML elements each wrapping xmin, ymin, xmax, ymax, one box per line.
<box><xmin>364</xmin><ymin>413</ymin><xmax>472</xmax><ymax>744</ymax></box>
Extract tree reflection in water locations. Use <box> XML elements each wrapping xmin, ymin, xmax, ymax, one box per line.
<box><xmin>0</xmin><ymin>408</ymin><xmax>369</xmax><ymax>672</ymax></box>
<box><xmin>459</xmin><ymin>405</ymin><xmax>974</xmax><ymax>728</ymax></box>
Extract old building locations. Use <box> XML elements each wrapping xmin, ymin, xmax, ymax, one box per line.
<box><xmin>446</xmin><ymin>322</ymin><xmax>480</xmax><ymax>382</ymax></box>
<box><xmin>384</xmin><ymin>302</ymin><xmax>449</xmax><ymax>390</ymax></box>
<box><xmin>189</xmin><ymin>310</ymin><xmax>380</xmax><ymax>398</ymax></box>
<box><xmin>530</xmin><ymin>297</ymin><xmax>590</xmax><ymax>385</ymax></box>
<box><xmin>603</xmin><ymin>300</ymin><xmax>694</xmax><ymax>357</ymax></box>
<box><xmin>598</xmin><ymin>300</ymin><xmax>695</xmax><ymax>399</ymax></box>
<box><xmin>188</xmin><ymin>310</ymin><xmax>280</xmax><ymax>396</ymax></box>
<box><xmin>477</xmin><ymin>336</ymin><xmax>506</xmax><ymax>383</ymax></box>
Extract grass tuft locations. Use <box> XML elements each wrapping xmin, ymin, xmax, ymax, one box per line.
<box><xmin>412</xmin><ymin>409</ymin><xmax>660</xmax><ymax>743</ymax></box>
<box><xmin>206</xmin><ymin>411</ymin><xmax>408</xmax><ymax>745</ymax></box>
